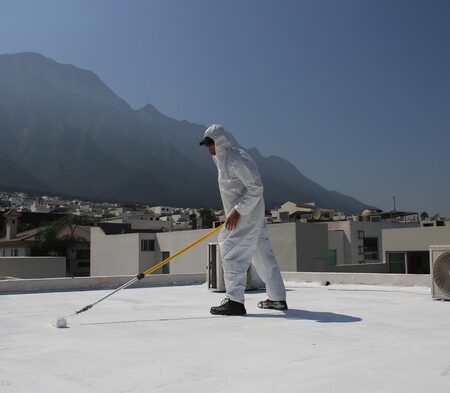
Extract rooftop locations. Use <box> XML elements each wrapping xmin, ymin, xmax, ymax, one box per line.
<box><xmin>1</xmin><ymin>282</ymin><xmax>449</xmax><ymax>392</ymax></box>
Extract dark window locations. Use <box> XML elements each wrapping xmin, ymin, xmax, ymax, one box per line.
<box><xmin>161</xmin><ymin>252</ymin><xmax>170</xmax><ymax>274</ymax></box>
<box><xmin>363</xmin><ymin>237</ymin><xmax>379</xmax><ymax>261</ymax></box>
<box><xmin>141</xmin><ymin>239</ymin><xmax>155</xmax><ymax>251</ymax></box>
<box><xmin>78</xmin><ymin>262</ymin><xmax>90</xmax><ymax>268</ymax></box>
<box><xmin>76</xmin><ymin>249</ymin><xmax>90</xmax><ymax>260</ymax></box>
<box><xmin>358</xmin><ymin>230</ymin><xmax>364</xmax><ymax>239</ymax></box>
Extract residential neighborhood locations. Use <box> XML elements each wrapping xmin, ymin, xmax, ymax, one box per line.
<box><xmin>1</xmin><ymin>189</ymin><xmax>448</xmax><ymax>280</ymax></box>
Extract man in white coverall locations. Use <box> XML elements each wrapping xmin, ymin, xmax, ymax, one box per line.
<box><xmin>199</xmin><ymin>124</ymin><xmax>287</xmax><ymax>315</ymax></box>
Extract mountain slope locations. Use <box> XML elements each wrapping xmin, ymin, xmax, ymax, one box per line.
<box><xmin>0</xmin><ymin>52</ymin><xmax>372</xmax><ymax>213</ymax></box>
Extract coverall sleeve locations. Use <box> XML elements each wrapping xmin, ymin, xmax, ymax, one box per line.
<box><xmin>231</xmin><ymin>157</ymin><xmax>264</xmax><ymax>216</ymax></box>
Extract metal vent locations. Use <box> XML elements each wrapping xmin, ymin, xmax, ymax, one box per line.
<box><xmin>433</xmin><ymin>251</ymin><xmax>450</xmax><ymax>296</ymax></box>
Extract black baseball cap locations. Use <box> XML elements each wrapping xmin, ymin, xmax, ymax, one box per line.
<box><xmin>199</xmin><ymin>136</ymin><xmax>215</xmax><ymax>146</ymax></box>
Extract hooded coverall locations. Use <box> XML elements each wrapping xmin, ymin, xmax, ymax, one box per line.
<box><xmin>204</xmin><ymin>124</ymin><xmax>286</xmax><ymax>304</ymax></box>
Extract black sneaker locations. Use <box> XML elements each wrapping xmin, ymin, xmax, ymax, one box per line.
<box><xmin>257</xmin><ymin>299</ymin><xmax>288</xmax><ymax>310</ymax></box>
<box><xmin>210</xmin><ymin>298</ymin><xmax>247</xmax><ymax>316</ymax></box>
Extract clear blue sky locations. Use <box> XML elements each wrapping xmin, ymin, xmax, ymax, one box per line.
<box><xmin>1</xmin><ymin>0</ymin><xmax>449</xmax><ymax>215</ymax></box>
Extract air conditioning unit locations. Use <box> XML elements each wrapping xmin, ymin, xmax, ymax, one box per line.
<box><xmin>207</xmin><ymin>243</ymin><xmax>265</xmax><ymax>292</ymax></box>
<box><xmin>429</xmin><ymin>245</ymin><xmax>450</xmax><ymax>300</ymax></box>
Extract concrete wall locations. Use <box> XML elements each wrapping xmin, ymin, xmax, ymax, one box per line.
<box><xmin>0</xmin><ymin>273</ymin><xmax>206</xmax><ymax>294</ymax></box>
<box><xmin>382</xmin><ymin>226</ymin><xmax>450</xmax><ymax>256</ymax></box>
<box><xmin>296</xmin><ymin>223</ymin><xmax>328</xmax><ymax>271</ymax></box>
<box><xmin>328</xmin><ymin>230</ymin><xmax>345</xmax><ymax>266</ymax></box>
<box><xmin>282</xmin><ymin>272</ymin><xmax>430</xmax><ymax>287</ymax></box>
<box><xmin>0</xmin><ymin>257</ymin><xmax>66</xmax><ymax>279</ymax></box>
<box><xmin>266</xmin><ymin>223</ymin><xmax>297</xmax><ymax>271</ymax></box>
<box><xmin>91</xmin><ymin>228</ymin><xmax>161</xmax><ymax>276</ymax></box>
<box><xmin>329</xmin><ymin>263</ymin><xmax>388</xmax><ymax>273</ymax></box>
<box><xmin>91</xmin><ymin>228</ymin><xmax>140</xmax><ymax>276</ymax></box>
<box><xmin>156</xmin><ymin>229</ymin><xmax>218</xmax><ymax>274</ymax></box>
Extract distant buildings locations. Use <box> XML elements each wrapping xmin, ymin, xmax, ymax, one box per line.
<box><xmin>0</xmin><ymin>210</ymin><xmax>91</xmax><ymax>277</ymax></box>
<box><xmin>1</xmin><ymin>192</ymin><xmax>449</xmax><ymax>279</ymax></box>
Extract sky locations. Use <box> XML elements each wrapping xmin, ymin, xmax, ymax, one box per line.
<box><xmin>1</xmin><ymin>0</ymin><xmax>449</xmax><ymax>215</ymax></box>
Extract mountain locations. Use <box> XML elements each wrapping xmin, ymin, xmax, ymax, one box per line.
<box><xmin>0</xmin><ymin>52</ymin><xmax>372</xmax><ymax>213</ymax></box>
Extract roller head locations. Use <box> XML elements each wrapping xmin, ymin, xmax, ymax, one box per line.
<box><xmin>54</xmin><ymin>317</ymin><xmax>68</xmax><ymax>328</ymax></box>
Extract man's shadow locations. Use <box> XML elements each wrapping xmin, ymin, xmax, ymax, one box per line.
<box><xmin>246</xmin><ymin>309</ymin><xmax>362</xmax><ymax>323</ymax></box>
<box><xmin>76</xmin><ymin>309</ymin><xmax>361</xmax><ymax>326</ymax></box>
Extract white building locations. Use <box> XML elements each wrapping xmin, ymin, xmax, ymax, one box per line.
<box><xmin>91</xmin><ymin>226</ymin><xmax>165</xmax><ymax>276</ymax></box>
<box><xmin>149</xmin><ymin>206</ymin><xmax>177</xmax><ymax>217</ymax></box>
<box><xmin>30</xmin><ymin>200</ymin><xmax>51</xmax><ymax>213</ymax></box>
<box><xmin>91</xmin><ymin>222</ymin><xmax>329</xmax><ymax>276</ymax></box>
<box><xmin>105</xmin><ymin>213</ymin><xmax>173</xmax><ymax>231</ymax></box>
<box><xmin>327</xmin><ymin>220</ymin><xmax>419</xmax><ymax>270</ymax></box>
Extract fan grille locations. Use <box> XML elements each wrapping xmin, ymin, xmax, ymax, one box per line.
<box><xmin>433</xmin><ymin>251</ymin><xmax>450</xmax><ymax>296</ymax></box>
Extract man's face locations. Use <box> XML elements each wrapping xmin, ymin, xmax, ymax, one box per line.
<box><xmin>205</xmin><ymin>143</ymin><xmax>216</xmax><ymax>156</ymax></box>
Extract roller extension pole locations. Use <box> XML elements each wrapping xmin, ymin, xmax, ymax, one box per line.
<box><xmin>54</xmin><ymin>224</ymin><xmax>224</xmax><ymax>328</ymax></box>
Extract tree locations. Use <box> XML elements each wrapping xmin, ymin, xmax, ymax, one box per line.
<box><xmin>32</xmin><ymin>217</ymin><xmax>82</xmax><ymax>258</ymax></box>
<box><xmin>420</xmin><ymin>212</ymin><xmax>429</xmax><ymax>221</ymax></box>
<box><xmin>199</xmin><ymin>208</ymin><xmax>215</xmax><ymax>228</ymax></box>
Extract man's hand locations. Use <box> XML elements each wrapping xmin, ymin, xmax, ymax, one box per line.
<box><xmin>225</xmin><ymin>209</ymin><xmax>240</xmax><ymax>230</ymax></box>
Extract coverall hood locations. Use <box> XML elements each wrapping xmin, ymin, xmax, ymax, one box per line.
<box><xmin>203</xmin><ymin>124</ymin><xmax>232</xmax><ymax>162</ymax></box>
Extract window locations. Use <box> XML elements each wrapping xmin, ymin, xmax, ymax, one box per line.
<box><xmin>327</xmin><ymin>250</ymin><xmax>337</xmax><ymax>267</ymax></box>
<box><xmin>388</xmin><ymin>252</ymin><xmax>406</xmax><ymax>273</ymax></box>
<box><xmin>363</xmin><ymin>237</ymin><xmax>379</xmax><ymax>261</ymax></box>
<box><xmin>78</xmin><ymin>261</ymin><xmax>90</xmax><ymax>268</ymax></box>
<box><xmin>358</xmin><ymin>246</ymin><xmax>364</xmax><ymax>255</ymax></box>
<box><xmin>358</xmin><ymin>230</ymin><xmax>364</xmax><ymax>239</ymax></box>
<box><xmin>162</xmin><ymin>252</ymin><xmax>170</xmax><ymax>274</ymax></box>
<box><xmin>141</xmin><ymin>239</ymin><xmax>155</xmax><ymax>251</ymax></box>
<box><xmin>14</xmin><ymin>249</ymin><xmax>18</xmax><ymax>256</ymax></box>
<box><xmin>76</xmin><ymin>249</ymin><xmax>90</xmax><ymax>260</ymax></box>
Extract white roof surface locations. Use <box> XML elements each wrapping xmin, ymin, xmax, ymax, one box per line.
<box><xmin>1</xmin><ymin>282</ymin><xmax>449</xmax><ymax>393</ymax></box>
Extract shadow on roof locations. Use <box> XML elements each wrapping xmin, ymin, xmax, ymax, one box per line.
<box><xmin>74</xmin><ymin>309</ymin><xmax>362</xmax><ymax>326</ymax></box>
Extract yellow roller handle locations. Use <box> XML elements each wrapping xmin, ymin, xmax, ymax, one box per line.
<box><xmin>141</xmin><ymin>223</ymin><xmax>224</xmax><ymax>277</ymax></box>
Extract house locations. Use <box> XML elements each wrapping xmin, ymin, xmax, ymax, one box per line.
<box><xmin>327</xmin><ymin>219</ymin><xmax>420</xmax><ymax>272</ymax></box>
<box><xmin>0</xmin><ymin>210</ymin><xmax>91</xmax><ymax>276</ymax></box>
<box><xmin>91</xmin><ymin>222</ymin><xmax>329</xmax><ymax>276</ymax></box>
<box><xmin>104</xmin><ymin>212</ymin><xmax>173</xmax><ymax>231</ymax></box>
<box><xmin>271</xmin><ymin>201</ymin><xmax>337</xmax><ymax>222</ymax></box>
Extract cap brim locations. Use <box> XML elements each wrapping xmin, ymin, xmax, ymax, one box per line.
<box><xmin>199</xmin><ymin>137</ymin><xmax>214</xmax><ymax>146</ymax></box>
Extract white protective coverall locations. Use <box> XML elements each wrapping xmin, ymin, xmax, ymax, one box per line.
<box><xmin>204</xmin><ymin>124</ymin><xmax>286</xmax><ymax>304</ymax></box>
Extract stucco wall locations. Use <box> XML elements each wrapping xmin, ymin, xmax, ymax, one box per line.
<box><xmin>296</xmin><ymin>223</ymin><xmax>328</xmax><ymax>271</ymax></box>
<box><xmin>156</xmin><ymin>229</ymin><xmax>218</xmax><ymax>274</ymax></box>
<box><xmin>266</xmin><ymin>223</ymin><xmax>297</xmax><ymax>271</ymax></box>
<box><xmin>91</xmin><ymin>228</ymin><xmax>140</xmax><ymax>276</ymax></box>
<box><xmin>382</xmin><ymin>226</ymin><xmax>450</xmax><ymax>256</ymax></box>
<box><xmin>0</xmin><ymin>257</ymin><xmax>66</xmax><ymax>279</ymax></box>
<box><xmin>328</xmin><ymin>230</ymin><xmax>345</xmax><ymax>266</ymax></box>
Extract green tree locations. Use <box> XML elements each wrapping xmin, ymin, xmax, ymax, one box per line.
<box><xmin>32</xmin><ymin>217</ymin><xmax>82</xmax><ymax>257</ymax></box>
<box><xmin>199</xmin><ymin>208</ymin><xmax>215</xmax><ymax>229</ymax></box>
